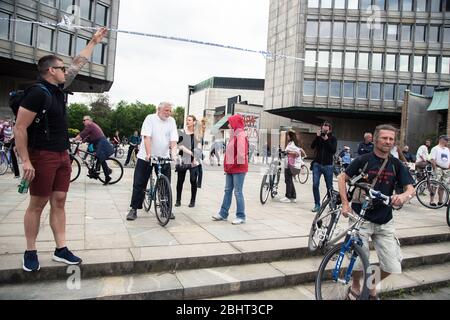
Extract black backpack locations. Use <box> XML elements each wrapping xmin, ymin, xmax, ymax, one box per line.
<box><xmin>9</xmin><ymin>83</ymin><xmax>53</xmax><ymax>141</ymax></box>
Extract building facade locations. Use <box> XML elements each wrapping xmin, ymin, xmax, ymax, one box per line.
<box><xmin>0</xmin><ymin>0</ymin><xmax>120</xmax><ymax>118</ymax></box>
<box><xmin>265</xmin><ymin>0</ymin><xmax>450</xmax><ymax>143</ymax></box>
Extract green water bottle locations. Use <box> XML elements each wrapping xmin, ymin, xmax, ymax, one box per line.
<box><xmin>18</xmin><ymin>179</ymin><xmax>29</xmax><ymax>194</ymax></box>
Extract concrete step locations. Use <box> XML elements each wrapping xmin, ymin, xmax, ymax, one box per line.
<box><xmin>1</xmin><ymin>225</ymin><xmax>449</xmax><ymax>285</ymax></box>
<box><xmin>1</xmin><ymin>241</ymin><xmax>449</xmax><ymax>300</ymax></box>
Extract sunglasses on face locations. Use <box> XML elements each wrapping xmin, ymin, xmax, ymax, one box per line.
<box><xmin>51</xmin><ymin>66</ymin><xmax>66</xmax><ymax>72</ymax></box>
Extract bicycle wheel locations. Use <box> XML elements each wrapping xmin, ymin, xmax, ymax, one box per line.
<box><xmin>116</xmin><ymin>148</ymin><xmax>124</xmax><ymax>159</ymax></box>
<box><xmin>0</xmin><ymin>151</ymin><xmax>8</xmax><ymax>175</ymax></box>
<box><xmin>97</xmin><ymin>158</ymin><xmax>124</xmax><ymax>185</ymax></box>
<box><xmin>308</xmin><ymin>196</ymin><xmax>331</xmax><ymax>252</ymax></box>
<box><xmin>298</xmin><ymin>165</ymin><xmax>309</xmax><ymax>184</ymax></box>
<box><xmin>69</xmin><ymin>156</ymin><xmax>81</xmax><ymax>183</ymax></box>
<box><xmin>260</xmin><ymin>174</ymin><xmax>271</xmax><ymax>205</ymax></box>
<box><xmin>154</xmin><ymin>175</ymin><xmax>172</xmax><ymax>226</ymax></box>
<box><xmin>416</xmin><ymin>179</ymin><xmax>449</xmax><ymax>209</ymax></box>
<box><xmin>315</xmin><ymin>243</ymin><xmax>370</xmax><ymax>300</ymax></box>
<box><xmin>143</xmin><ymin>179</ymin><xmax>153</xmax><ymax>212</ymax></box>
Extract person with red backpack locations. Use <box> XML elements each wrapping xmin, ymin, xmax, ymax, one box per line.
<box><xmin>211</xmin><ymin>114</ymin><xmax>249</xmax><ymax>225</ymax></box>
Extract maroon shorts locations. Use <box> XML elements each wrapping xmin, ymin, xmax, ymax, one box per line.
<box><xmin>29</xmin><ymin>149</ymin><xmax>71</xmax><ymax>197</ymax></box>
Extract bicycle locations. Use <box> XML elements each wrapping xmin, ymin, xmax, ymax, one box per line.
<box><xmin>0</xmin><ymin>142</ymin><xmax>14</xmax><ymax>175</ymax></box>
<box><xmin>414</xmin><ymin>162</ymin><xmax>449</xmax><ymax>209</ymax></box>
<box><xmin>142</xmin><ymin>157</ymin><xmax>173</xmax><ymax>226</ymax></box>
<box><xmin>315</xmin><ymin>181</ymin><xmax>398</xmax><ymax>300</ymax></box>
<box><xmin>69</xmin><ymin>141</ymin><xmax>124</xmax><ymax>184</ymax></box>
<box><xmin>294</xmin><ymin>160</ymin><xmax>309</xmax><ymax>184</ymax></box>
<box><xmin>259</xmin><ymin>148</ymin><xmax>284</xmax><ymax>205</ymax></box>
<box><xmin>113</xmin><ymin>144</ymin><xmax>125</xmax><ymax>158</ymax></box>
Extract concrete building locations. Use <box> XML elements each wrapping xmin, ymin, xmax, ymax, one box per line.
<box><xmin>265</xmin><ymin>0</ymin><xmax>450</xmax><ymax>148</ymax></box>
<box><xmin>0</xmin><ymin>0</ymin><xmax>120</xmax><ymax>118</ymax></box>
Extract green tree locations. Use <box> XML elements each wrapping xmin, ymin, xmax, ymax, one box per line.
<box><xmin>90</xmin><ymin>94</ymin><xmax>113</xmax><ymax>137</ymax></box>
<box><xmin>110</xmin><ymin>101</ymin><xmax>156</xmax><ymax>138</ymax></box>
<box><xmin>173</xmin><ymin>106</ymin><xmax>185</xmax><ymax>129</ymax></box>
<box><xmin>67</xmin><ymin>103</ymin><xmax>90</xmax><ymax>131</ymax></box>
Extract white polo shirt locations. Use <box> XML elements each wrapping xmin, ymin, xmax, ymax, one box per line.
<box><xmin>137</xmin><ymin>114</ymin><xmax>178</xmax><ymax>161</ymax></box>
<box><xmin>430</xmin><ymin>145</ymin><xmax>450</xmax><ymax>169</ymax></box>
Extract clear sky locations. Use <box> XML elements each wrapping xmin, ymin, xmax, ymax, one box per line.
<box><xmin>71</xmin><ymin>0</ymin><xmax>270</xmax><ymax>107</ymax></box>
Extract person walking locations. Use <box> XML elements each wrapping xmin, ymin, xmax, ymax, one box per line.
<box><xmin>212</xmin><ymin>114</ymin><xmax>249</xmax><ymax>225</ymax></box>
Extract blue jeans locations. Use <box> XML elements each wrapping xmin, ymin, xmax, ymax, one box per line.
<box><xmin>312</xmin><ymin>163</ymin><xmax>334</xmax><ymax>207</ymax></box>
<box><xmin>219</xmin><ymin>173</ymin><xmax>246</xmax><ymax>220</ymax></box>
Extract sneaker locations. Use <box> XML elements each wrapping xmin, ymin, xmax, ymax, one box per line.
<box><xmin>311</xmin><ymin>205</ymin><xmax>320</xmax><ymax>213</ymax></box>
<box><xmin>429</xmin><ymin>203</ymin><xmax>437</xmax><ymax>207</ymax></box>
<box><xmin>53</xmin><ymin>247</ymin><xmax>82</xmax><ymax>265</ymax></box>
<box><xmin>279</xmin><ymin>197</ymin><xmax>291</xmax><ymax>203</ymax></box>
<box><xmin>188</xmin><ymin>202</ymin><xmax>195</xmax><ymax>208</ymax></box>
<box><xmin>127</xmin><ymin>208</ymin><xmax>137</xmax><ymax>221</ymax></box>
<box><xmin>212</xmin><ymin>214</ymin><xmax>227</xmax><ymax>221</ymax></box>
<box><xmin>175</xmin><ymin>201</ymin><xmax>181</xmax><ymax>207</ymax></box>
<box><xmin>170</xmin><ymin>214</ymin><xmax>176</xmax><ymax>220</ymax></box>
<box><xmin>103</xmin><ymin>176</ymin><xmax>112</xmax><ymax>185</ymax></box>
<box><xmin>23</xmin><ymin>250</ymin><xmax>40</xmax><ymax>272</ymax></box>
<box><xmin>232</xmin><ymin>218</ymin><xmax>245</xmax><ymax>225</ymax></box>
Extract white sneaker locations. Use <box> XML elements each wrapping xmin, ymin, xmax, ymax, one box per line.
<box><xmin>212</xmin><ymin>214</ymin><xmax>227</xmax><ymax>221</ymax></box>
<box><xmin>232</xmin><ymin>218</ymin><xmax>245</xmax><ymax>225</ymax></box>
<box><xmin>279</xmin><ymin>197</ymin><xmax>291</xmax><ymax>203</ymax></box>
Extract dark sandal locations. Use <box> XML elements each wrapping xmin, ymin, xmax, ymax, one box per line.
<box><xmin>346</xmin><ymin>287</ymin><xmax>360</xmax><ymax>300</ymax></box>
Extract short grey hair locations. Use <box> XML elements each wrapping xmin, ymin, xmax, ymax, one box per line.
<box><xmin>158</xmin><ymin>102</ymin><xmax>174</xmax><ymax>110</ymax></box>
<box><xmin>374</xmin><ymin>124</ymin><xmax>398</xmax><ymax>142</ymax></box>
<box><xmin>364</xmin><ymin>132</ymin><xmax>372</xmax><ymax>139</ymax></box>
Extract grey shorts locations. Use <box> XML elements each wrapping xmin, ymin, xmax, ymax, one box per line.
<box><xmin>351</xmin><ymin>217</ymin><xmax>402</xmax><ymax>274</ymax></box>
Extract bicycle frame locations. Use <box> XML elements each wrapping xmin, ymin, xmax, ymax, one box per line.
<box><xmin>70</xmin><ymin>143</ymin><xmax>98</xmax><ymax>170</ymax></box>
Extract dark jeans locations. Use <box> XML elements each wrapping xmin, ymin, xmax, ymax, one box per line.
<box><xmin>284</xmin><ymin>168</ymin><xmax>296</xmax><ymax>199</ymax></box>
<box><xmin>5</xmin><ymin>141</ymin><xmax>19</xmax><ymax>177</ymax></box>
<box><xmin>125</xmin><ymin>145</ymin><xmax>137</xmax><ymax>165</ymax></box>
<box><xmin>312</xmin><ymin>163</ymin><xmax>334</xmax><ymax>207</ymax></box>
<box><xmin>130</xmin><ymin>158</ymin><xmax>171</xmax><ymax>210</ymax></box>
<box><xmin>176</xmin><ymin>165</ymin><xmax>200</xmax><ymax>203</ymax></box>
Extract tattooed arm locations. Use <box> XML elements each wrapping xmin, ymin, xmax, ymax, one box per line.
<box><xmin>64</xmin><ymin>27</ymin><xmax>108</xmax><ymax>89</ymax></box>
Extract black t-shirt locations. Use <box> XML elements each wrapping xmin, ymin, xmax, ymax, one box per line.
<box><xmin>20</xmin><ymin>81</ymin><xmax>69</xmax><ymax>152</ymax></box>
<box><xmin>345</xmin><ymin>152</ymin><xmax>414</xmax><ymax>224</ymax></box>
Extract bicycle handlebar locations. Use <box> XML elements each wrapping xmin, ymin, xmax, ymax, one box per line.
<box><xmin>353</xmin><ymin>182</ymin><xmax>391</xmax><ymax>206</ymax></box>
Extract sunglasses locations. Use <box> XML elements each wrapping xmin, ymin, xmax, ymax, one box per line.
<box><xmin>51</xmin><ymin>66</ymin><xmax>66</xmax><ymax>72</ymax></box>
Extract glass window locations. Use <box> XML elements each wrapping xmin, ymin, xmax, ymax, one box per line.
<box><xmin>322</xmin><ymin>0</ymin><xmax>332</xmax><ymax>8</ymax></box>
<box><xmin>0</xmin><ymin>12</ymin><xmax>10</xmax><ymax>40</ymax></box>
<box><xmin>348</xmin><ymin>0</ymin><xmax>359</xmax><ymax>9</ymax></box>
<box><xmin>384</xmin><ymin>84</ymin><xmax>395</xmax><ymax>100</ymax></box>
<box><xmin>357</xmin><ymin>82</ymin><xmax>368</xmax><ymax>99</ymax></box>
<box><xmin>358</xmin><ymin>52</ymin><xmax>369</xmax><ymax>69</ymax></box>
<box><xmin>424</xmin><ymin>86</ymin><xmax>434</xmax><ymax>96</ymax></box>
<box><xmin>333</xmin><ymin>22</ymin><xmax>344</xmax><ymax>38</ymax></box>
<box><xmin>347</xmin><ymin>22</ymin><xmax>358</xmax><ymax>38</ymax></box>
<box><xmin>317</xmin><ymin>81</ymin><xmax>329</xmax><ymax>97</ymax></box>
<box><xmin>39</xmin><ymin>0</ymin><xmax>55</xmax><ymax>6</ymax></box>
<box><xmin>427</xmin><ymin>56</ymin><xmax>437</xmax><ymax>73</ymax></box>
<box><xmin>306</xmin><ymin>21</ymin><xmax>318</xmax><ymax>37</ymax></box>
<box><xmin>360</xmin><ymin>0</ymin><xmax>372</xmax><ymax>10</ymax></box>
<box><xmin>344</xmin><ymin>82</ymin><xmax>355</xmax><ymax>98</ymax></box>
<box><xmin>60</xmin><ymin>0</ymin><xmax>74</xmax><ymax>13</ymax></box>
<box><xmin>37</xmin><ymin>27</ymin><xmax>53</xmax><ymax>51</ymax></box>
<box><xmin>371</xmin><ymin>83</ymin><xmax>381</xmax><ymax>100</ymax></box>
<box><xmin>303</xmin><ymin>80</ymin><xmax>315</xmax><ymax>96</ymax></box>
<box><xmin>430</xmin><ymin>0</ymin><xmax>441</xmax><ymax>11</ymax></box>
<box><xmin>372</xmin><ymin>53</ymin><xmax>383</xmax><ymax>70</ymax></box>
<box><xmin>442</xmin><ymin>57</ymin><xmax>450</xmax><ymax>74</ymax></box>
<box><xmin>414</xmin><ymin>56</ymin><xmax>423</xmax><ymax>72</ymax></box>
<box><xmin>387</xmin><ymin>24</ymin><xmax>398</xmax><ymax>40</ymax></box>
<box><xmin>305</xmin><ymin>50</ymin><xmax>317</xmax><ymax>67</ymax></box>
<box><xmin>80</xmin><ymin>0</ymin><xmax>92</xmax><ymax>20</ymax></box>
<box><xmin>373</xmin><ymin>24</ymin><xmax>384</xmax><ymax>40</ymax></box>
<box><xmin>308</xmin><ymin>0</ymin><xmax>319</xmax><ymax>8</ymax></box>
<box><xmin>320</xmin><ymin>21</ymin><xmax>331</xmax><ymax>38</ymax></box>
<box><xmin>330</xmin><ymin>81</ymin><xmax>341</xmax><ymax>97</ymax></box>
<box><xmin>360</xmin><ymin>23</ymin><xmax>370</xmax><ymax>39</ymax></box>
<box><xmin>335</xmin><ymin>0</ymin><xmax>346</xmax><ymax>9</ymax></box>
<box><xmin>95</xmin><ymin>4</ymin><xmax>108</xmax><ymax>26</ymax></box>
<box><xmin>416</xmin><ymin>1</ymin><xmax>426</xmax><ymax>11</ymax></box>
<box><xmin>402</xmin><ymin>0</ymin><xmax>413</xmax><ymax>11</ymax></box>
<box><xmin>415</xmin><ymin>25</ymin><xmax>426</xmax><ymax>42</ymax></box>
<box><xmin>332</xmin><ymin>52</ymin><xmax>342</xmax><ymax>68</ymax></box>
<box><xmin>15</xmin><ymin>19</ymin><xmax>33</xmax><ymax>45</ymax></box>
<box><xmin>401</xmin><ymin>25</ymin><xmax>411</xmax><ymax>41</ymax></box>
<box><xmin>385</xmin><ymin>54</ymin><xmax>396</xmax><ymax>71</ymax></box>
<box><xmin>388</xmin><ymin>0</ymin><xmax>399</xmax><ymax>11</ymax></box>
<box><xmin>92</xmin><ymin>43</ymin><xmax>105</xmax><ymax>64</ymax></box>
<box><xmin>411</xmin><ymin>85</ymin><xmax>422</xmax><ymax>94</ymax></box>
<box><xmin>400</xmin><ymin>55</ymin><xmax>410</xmax><ymax>71</ymax></box>
<box><xmin>429</xmin><ymin>26</ymin><xmax>440</xmax><ymax>42</ymax></box>
<box><xmin>398</xmin><ymin>84</ymin><xmax>408</xmax><ymax>100</ymax></box>
<box><xmin>374</xmin><ymin>0</ymin><xmax>386</xmax><ymax>10</ymax></box>
<box><xmin>57</xmin><ymin>31</ymin><xmax>72</xmax><ymax>56</ymax></box>
<box><xmin>444</xmin><ymin>28</ymin><xmax>450</xmax><ymax>43</ymax></box>
<box><xmin>345</xmin><ymin>52</ymin><xmax>356</xmax><ymax>69</ymax></box>
<box><xmin>76</xmin><ymin>37</ymin><xmax>88</xmax><ymax>55</ymax></box>
<box><xmin>318</xmin><ymin>51</ymin><xmax>330</xmax><ymax>67</ymax></box>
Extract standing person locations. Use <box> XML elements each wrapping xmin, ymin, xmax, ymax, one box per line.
<box><xmin>209</xmin><ymin>139</ymin><xmax>222</xmax><ymax>166</ymax></box>
<box><xmin>338</xmin><ymin>124</ymin><xmax>415</xmax><ymax>300</ymax></box>
<box><xmin>126</xmin><ymin>102</ymin><xmax>178</xmax><ymax>221</ymax></box>
<box><xmin>175</xmin><ymin>115</ymin><xmax>201</xmax><ymax>208</ymax></box>
<box><xmin>279</xmin><ymin>131</ymin><xmax>301</xmax><ymax>203</ymax></box>
<box><xmin>111</xmin><ymin>130</ymin><xmax>121</xmax><ymax>157</ymax></box>
<box><xmin>402</xmin><ymin>145</ymin><xmax>415</xmax><ymax>163</ymax></box>
<box><xmin>74</xmin><ymin>116</ymin><xmax>114</xmax><ymax>185</ymax></box>
<box><xmin>310</xmin><ymin>122</ymin><xmax>337</xmax><ymax>212</ymax></box>
<box><xmin>339</xmin><ymin>146</ymin><xmax>352</xmax><ymax>169</ymax></box>
<box><xmin>124</xmin><ymin>130</ymin><xmax>141</xmax><ymax>166</ymax></box>
<box><xmin>357</xmin><ymin>132</ymin><xmax>374</xmax><ymax>156</ymax></box>
<box><xmin>262</xmin><ymin>143</ymin><xmax>269</xmax><ymax>164</ymax></box>
<box><xmin>212</xmin><ymin>114</ymin><xmax>249</xmax><ymax>225</ymax></box>
<box><xmin>429</xmin><ymin>135</ymin><xmax>450</xmax><ymax>207</ymax></box>
<box><xmin>14</xmin><ymin>28</ymin><xmax>107</xmax><ymax>272</ymax></box>
<box><xmin>415</xmin><ymin>139</ymin><xmax>431</xmax><ymax>170</ymax></box>
<box><xmin>2</xmin><ymin>121</ymin><xmax>20</xmax><ymax>178</ymax></box>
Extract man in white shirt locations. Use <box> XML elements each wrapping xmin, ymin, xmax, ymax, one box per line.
<box><xmin>127</xmin><ymin>102</ymin><xmax>179</xmax><ymax>221</ymax></box>
<box><xmin>430</xmin><ymin>135</ymin><xmax>450</xmax><ymax>207</ymax></box>
<box><xmin>415</xmin><ymin>139</ymin><xmax>431</xmax><ymax>170</ymax></box>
